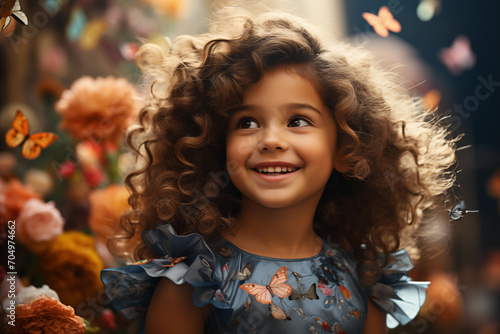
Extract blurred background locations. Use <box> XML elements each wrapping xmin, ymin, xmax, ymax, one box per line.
<box><xmin>0</xmin><ymin>0</ymin><xmax>499</xmax><ymax>333</ymax></box>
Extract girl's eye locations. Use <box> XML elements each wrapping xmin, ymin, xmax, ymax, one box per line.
<box><xmin>237</xmin><ymin>117</ymin><xmax>259</xmax><ymax>129</ymax></box>
<box><xmin>288</xmin><ymin>117</ymin><xmax>311</xmax><ymax>127</ymax></box>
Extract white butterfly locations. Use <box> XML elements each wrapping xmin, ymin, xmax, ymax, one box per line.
<box><xmin>2</xmin><ymin>0</ymin><xmax>28</xmax><ymax>30</ymax></box>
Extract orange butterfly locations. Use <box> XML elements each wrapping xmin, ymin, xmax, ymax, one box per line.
<box><xmin>362</xmin><ymin>6</ymin><xmax>401</xmax><ymax>38</ymax></box>
<box><xmin>239</xmin><ymin>266</ymin><xmax>292</xmax><ymax>304</ymax></box>
<box><xmin>5</xmin><ymin>110</ymin><xmax>58</xmax><ymax>159</ymax></box>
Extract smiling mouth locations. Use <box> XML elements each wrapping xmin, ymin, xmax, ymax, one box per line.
<box><xmin>251</xmin><ymin>167</ymin><xmax>300</xmax><ymax>175</ymax></box>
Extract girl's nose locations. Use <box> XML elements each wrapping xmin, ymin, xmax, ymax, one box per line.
<box><xmin>257</xmin><ymin>128</ymin><xmax>289</xmax><ymax>152</ymax></box>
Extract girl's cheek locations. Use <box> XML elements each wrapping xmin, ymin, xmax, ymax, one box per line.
<box><xmin>226</xmin><ymin>159</ymin><xmax>243</xmax><ymax>176</ymax></box>
<box><xmin>236</xmin><ymin>137</ymin><xmax>256</xmax><ymax>155</ymax></box>
<box><xmin>227</xmin><ymin>135</ymin><xmax>255</xmax><ymax>156</ymax></box>
<box><xmin>226</xmin><ymin>137</ymin><xmax>252</xmax><ymax>176</ymax></box>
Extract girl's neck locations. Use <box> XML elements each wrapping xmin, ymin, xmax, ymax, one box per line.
<box><xmin>225</xmin><ymin>196</ymin><xmax>323</xmax><ymax>259</ymax></box>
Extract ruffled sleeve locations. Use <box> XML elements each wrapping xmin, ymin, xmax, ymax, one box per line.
<box><xmin>368</xmin><ymin>248</ymin><xmax>429</xmax><ymax>329</ymax></box>
<box><xmin>100</xmin><ymin>224</ymin><xmax>232</xmax><ymax>332</ymax></box>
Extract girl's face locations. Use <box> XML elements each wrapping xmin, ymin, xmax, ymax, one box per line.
<box><xmin>226</xmin><ymin>66</ymin><xmax>343</xmax><ymax>210</ymax></box>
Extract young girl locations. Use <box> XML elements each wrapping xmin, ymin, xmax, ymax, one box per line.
<box><xmin>101</xmin><ymin>9</ymin><xmax>457</xmax><ymax>334</ymax></box>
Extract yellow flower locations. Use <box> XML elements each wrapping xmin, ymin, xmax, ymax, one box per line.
<box><xmin>39</xmin><ymin>231</ymin><xmax>104</xmax><ymax>307</ymax></box>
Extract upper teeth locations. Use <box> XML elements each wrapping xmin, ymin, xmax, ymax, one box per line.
<box><xmin>256</xmin><ymin>167</ymin><xmax>298</xmax><ymax>173</ymax></box>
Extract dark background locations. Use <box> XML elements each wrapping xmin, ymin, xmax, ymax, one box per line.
<box><xmin>345</xmin><ymin>0</ymin><xmax>500</xmax><ymax>253</ymax></box>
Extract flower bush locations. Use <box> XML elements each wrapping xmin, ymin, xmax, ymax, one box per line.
<box><xmin>1</xmin><ymin>73</ymin><xmax>140</xmax><ymax>333</ymax></box>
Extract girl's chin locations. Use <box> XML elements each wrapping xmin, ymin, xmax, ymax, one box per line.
<box><xmin>243</xmin><ymin>194</ymin><xmax>300</xmax><ymax>210</ymax></box>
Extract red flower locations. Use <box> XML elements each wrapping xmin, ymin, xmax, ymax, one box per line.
<box><xmin>83</xmin><ymin>167</ymin><xmax>104</xmax><ymax>188</ymax></box>
<box><xmin>98</xmin><ymin>309</ymin><xmax>117</xmax><ymax>331</ymax></box>
<box><xmin>322</xmin><ymin>321</ymin><xmax>330</xmax><ymax>330</ymax></box>
<box><xmin>59</xmin><ymin>161</ymin><xmax>77</xmax><ymax>179</ymax></box>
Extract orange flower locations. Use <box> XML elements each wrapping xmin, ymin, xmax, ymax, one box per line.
<box><xmin>39</xmin><ymin>231</ymin><xmax>104</xmax><ymax>307</ymax></box>
<box><xmin>8</xmin><ymin>296</ymin><xmax>85</xmax><ymax>334</ymax></box>
<box><xmin>1</xmin><ymin>179</ymin><xmax>42</xmax><ymax>222</ymax></box>
<box><xmin>88</xmin><ymin>184</ymin><xmax>131</xmax><ymax>244</ymax></box>
<box><xmin>55</xmin><ymin>76</ymin><xmax>139</xmax><ymax>143</ymax></box>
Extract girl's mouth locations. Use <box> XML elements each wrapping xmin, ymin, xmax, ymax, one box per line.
<box><xmin>252</xmin><ymin>167</ymin><xmax>300</xmax><ymax>175</ymax></box>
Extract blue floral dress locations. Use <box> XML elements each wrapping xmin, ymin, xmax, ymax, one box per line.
<box><xmin>101</xmin><ymin>224</ymin><xmax>428</xmax><ymax>333</ymax></box>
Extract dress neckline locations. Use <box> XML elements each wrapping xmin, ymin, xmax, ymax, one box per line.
<box><xmin>219</xmin><ymin>238</ymin><xmax>328</xmax><ymax>262</ymax></box>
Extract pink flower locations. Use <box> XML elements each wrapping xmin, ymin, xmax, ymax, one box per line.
<box><xmin>16</xmin><ymin>199</ymin><xmax>65</xmax><ymax>244</ymax></box>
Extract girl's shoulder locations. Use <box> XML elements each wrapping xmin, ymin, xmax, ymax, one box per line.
<box><xmin>100</xmin><ymin>224</ymin><xmax>233</xmax><ymax>332</ymax></box>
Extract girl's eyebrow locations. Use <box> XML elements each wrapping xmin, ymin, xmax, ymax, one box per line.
<box><xmin>232</xmin><ymin>103</ymin><xmax>323</xmax><ymax>116</ymax></box>
<box><xmin>287</xmin><ymin>103</ymin><xmax>323</xmax><ymax>116</ymax></box>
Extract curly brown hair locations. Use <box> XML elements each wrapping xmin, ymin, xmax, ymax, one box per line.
<box><xmin>111</xmin><ymin>10</ymin><xmax>457</xmax><ymax>286</ymax></box>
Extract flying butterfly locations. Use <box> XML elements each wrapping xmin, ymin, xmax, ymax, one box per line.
<box><xmin>5</xmin><ymin>110</ymin><xmax>58</xmax><ymax>159</ymax></box>
<box><xmin>439</xmin><ymin>35</ymin><xmax>476</xmax><ymax>76</ymax></box>
<box><xmin>289</xmin><ymin>283</ymin><xmax>319</xmax><ymax>301</ymax></box>
<box><xmin>1</xmin><ymin>0</ymin><xmax>28</xmax><ymax>30</ymax></box>
<box><xmin>269</xmin><ymin>302</ymin><xmax>291</xmax><ymax>321</ymax></box>
<box><xmin>239</xmin><ymin>266</ymin><xmax>292</xmax><ymax>304</ymax></box>
<box><xmin>362</xmin><ymin>6</ymin><xmax>401</xmax><ymax>38</ymax></box>
<box><xmin>448</xmin><ymin>201</ymin><xmax>478</xmax><ymax>222</ymax></box>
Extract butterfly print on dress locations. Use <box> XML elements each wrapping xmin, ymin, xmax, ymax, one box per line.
<box><xmin>239</xmin><ymin>266</ymin><xmax>292</xmax><ymax>304</ymax></box>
